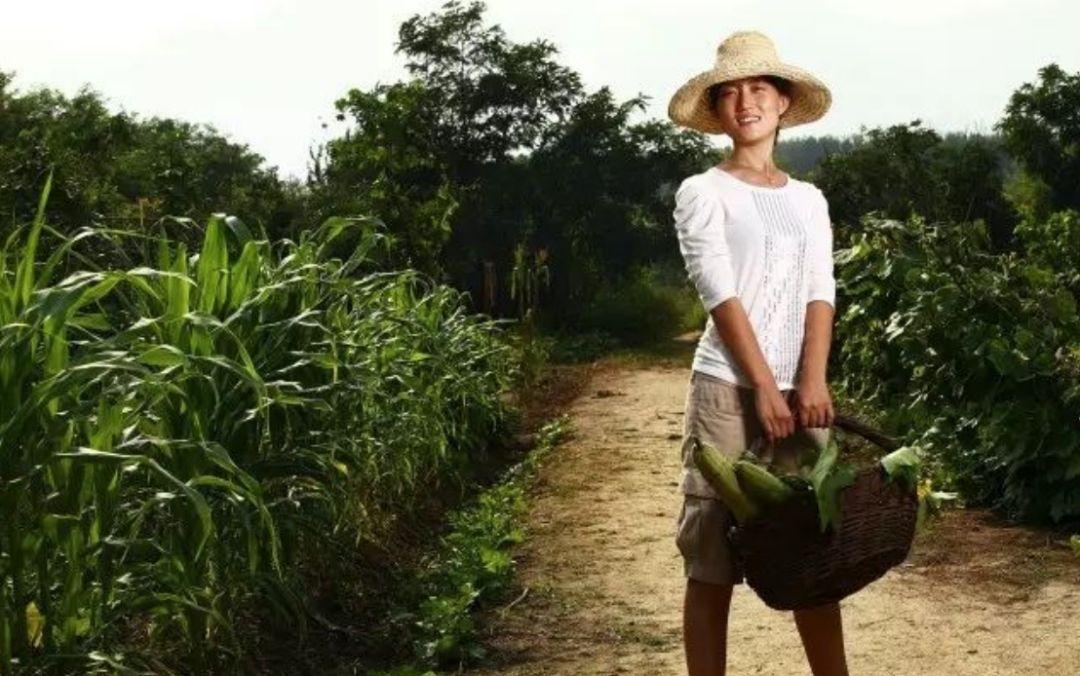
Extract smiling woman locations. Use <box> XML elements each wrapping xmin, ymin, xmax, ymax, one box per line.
<box><xmin>666</xmin><ymin>29</ymin><xmax>849</xmax><ymax>676</ymax></box>
<box><xmin>708</xmin><ymin>75</ymin><xmax>796</xmax><ymax>146</ymax></box>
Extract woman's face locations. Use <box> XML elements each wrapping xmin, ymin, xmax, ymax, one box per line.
<box><xmin>713</xmin><ymin>76</ymin><xmax>790</xmax><ymax>143</ymax></box>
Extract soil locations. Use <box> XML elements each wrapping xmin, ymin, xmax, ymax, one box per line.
<box><xmin>468</xmin><ymin>347</ymin><xmax>1080</xmax><ymax>675</ymax></box>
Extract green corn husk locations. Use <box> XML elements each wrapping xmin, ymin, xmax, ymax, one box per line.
<box><xmin>734</xmin><ymin>459</ymin><xmax>795</xmax><ymax>508</ymax></box>
<box><xmin>808</xmin><ymin>438</ymin><xmax>857</xmax><ymax>533</ymax></box>
<box><xmin>880</xmin><ymin>445</ymin><xmax>921</xmax><ymax>491</ymax></box>
<box><xmin>692</xmin><ymin>437</ymin><xmax>760</xmax><ymax>523</ymax></box>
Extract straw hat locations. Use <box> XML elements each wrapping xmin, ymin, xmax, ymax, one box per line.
<box><xmin>668</xmin><ymin>30</ymin><xmax>831</xmax><ymax>134</ymax></box>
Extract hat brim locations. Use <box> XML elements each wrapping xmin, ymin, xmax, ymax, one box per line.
<box><xmin>668</xmin><ymin>62</ymin><xmax>831</xmax><ymax>134</ymax></box>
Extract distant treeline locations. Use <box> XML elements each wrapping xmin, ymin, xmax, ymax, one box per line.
<box><xmin>4</xmin><ymin>3</ymin><xmax>1079</xmax><ymax>331</ymax></box>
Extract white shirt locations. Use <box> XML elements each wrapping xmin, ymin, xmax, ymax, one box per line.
<box><xmin>673</xmin><ymin>165</ymin><xmax>836</xmax><ymax>391</ymax></box>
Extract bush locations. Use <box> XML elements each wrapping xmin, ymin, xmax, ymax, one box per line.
<box><xmin>832</xmin><ymin>210</ymin><xmax>1080</xmax><ymax>523</ymax></box>
<box><xmin>570</xmin><ymin>262</ymin><xmax>703</xmax><ymax>346</ymax></box>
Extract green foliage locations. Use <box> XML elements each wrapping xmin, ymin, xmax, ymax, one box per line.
<box><xmin>811</xmin><ymin>121</ymin><xmax>1018</xmax><ymax>251</ymax></box>
<box><xmin>395</xmin><ymin>1</ymin><xmax>584</xmax><ymax>173</ymax></box>
<box><xmin>308</xmin><ymin>79</ymin><xmax>458</xmax><ymax>275</ymax></box>
<box><xmin>308</xmin><ymin>0</ymin><xmax>586</xmax><ymax>282</ymax></box>
<box><xmin>1002</xmin><ymin>168</ymin><xmax>1054</xmax><ymax>224</ymax></box>
<box><xmin>0</xmin><ymin>178</ymin><xmax>519</xmax><ymax>672</ymax></box>
<box><xmin>524</xmin><ymin>93</ymin><xmax>717</xmax><ymax>327</ymax></box>
<box><xmin>0</xmin><ymin>72</ymin><xmax>297</xmax><ymax>244</ymax></box>
<box><xmin>1014</xmin><ymin>208</ymin><xmax>1080</xmax><ymax>295</ymax></box>
<box><xmin>311</xmin><ymin>1</ymin><xmax>716</xmax><ymax>322</ymax></box>
<box><xmin>997</xmin><ymin>63</ymin><xmax>1080</xmax><ymax>213</ymax></box>
<box><xmin>506</xmin><ymin>310</ymin><xmax>553</xmax><ymax>392</ymax></box>
<box><xmin>801</xmin><ymin>439</ymin><xmax>856</xmax><ymax>533</ymax></box>
<box><xmin>545</xmin><ymin>330</ymin><xmax>621</xmax><ymax>364</ymax></box>
<box><xmin>774</xmin><ymin>134</ymin><xmax>859</xmax><ymax>175</ymax></box>
<box><xmin>570</xmin><ymin>263</ymin><xmax>702</xmax><ymax>346</ymax></box>
<box><xmin>383</xmin><ymin>415</ymin><xmax>572</xmax><ymax>673</ymax></box>
<box><xmin>832</xmin><ymin>206</ymin><xmax>1080</xmax><ymax>523</ymax></box>
<box><xmin>880</xmin><ymin>445</ymin><xmax>921</xmax><ymax>491</ymax></box>
<box><xmin>509</xmin><ymin>244</ymin><xmax>550</xmax><ymax>320</ymax></box>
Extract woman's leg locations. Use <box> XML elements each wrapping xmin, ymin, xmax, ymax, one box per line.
<box><xmin>684</xmin><ymin>578</ymin><xmax>734</xmax><ymax>676</ymax></box>
<box><xmin>677</xmin><ymin>496</ymin><xmax>742</xmax><ymax>676</ymax></box>
<box><xmin>676</xmin><ymin>372</ymin><xmax>755</xmax><ymax>675</ymax></box>
<box><xmin>793</xmin><ymin>601</ymin><xmax>850</xmax><ymax>676</ymax></box>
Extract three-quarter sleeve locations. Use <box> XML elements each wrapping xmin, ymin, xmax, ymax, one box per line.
<box><xmin>673</xmin><ymin>179</ymin><xmax>738</xmax><ymax>313</ymax></box>
<box><xmin>806</xmin><ymin>187</ymin><xmax>837</xmax><ymax>309</ymax></box>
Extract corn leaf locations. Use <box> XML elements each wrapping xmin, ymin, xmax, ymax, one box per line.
<box><xmin>880</xmin><ymin>445</ymin><xmax>921</xmax><ymax>491</ymax></box>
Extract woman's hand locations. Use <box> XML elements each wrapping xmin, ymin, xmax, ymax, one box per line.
<box><xmin>791</xmin><ymin>377</ymin><xmax>835</xmax><ymax>429</ymax></box>
<box><xmin>753</xmin><ymin>384</ymin><xmax>796</xmax><ymax>446</ymax></box>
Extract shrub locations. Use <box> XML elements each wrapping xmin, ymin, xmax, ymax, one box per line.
<box><xmin>571</xmin><ymin>262</ymin><xmax>702</xmax><ymax>346</ymax></box>
<box><xmin>832</xmin><ymin>210</ymin><xmax>1080</xmax><ymax>523</ymax></box>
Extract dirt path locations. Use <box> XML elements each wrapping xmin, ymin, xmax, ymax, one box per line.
<box><xmin>470</xmin><ymin>360</ymin><xmax>1080</xmax><ymax>675</ymax></box>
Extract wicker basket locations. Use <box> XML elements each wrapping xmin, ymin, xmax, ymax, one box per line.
<box><xmin>727</xmin><ymin>412</ymin><xmax>919</xmax><ymax>611</ymax></box>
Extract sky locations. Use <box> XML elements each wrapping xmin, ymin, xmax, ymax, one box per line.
<box><xmin>1</xmin><ymin>0</ymin><xmax>1076</xmax><ymax>181</ymax></box>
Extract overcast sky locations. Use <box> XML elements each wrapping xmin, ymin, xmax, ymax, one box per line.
<box><xmin>1</xmin><ymin>0</ymin><xmax>1076</xmax><ymax>180</ymax></box>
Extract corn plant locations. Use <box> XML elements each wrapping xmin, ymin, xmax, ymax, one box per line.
<box><xmin>1</xmin><ymin>174</ymin><xmax>518</xmax><ymax>673</ymax></box>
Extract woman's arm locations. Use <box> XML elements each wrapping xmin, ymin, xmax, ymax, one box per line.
<box><xmin>799</xmin><ymin>301</ymin><xmax>834</xmax><ymax>386</ymax></box>
<box><xmin>673</xmin><ymin>179</ymin><xmax>794</xmax><ymax>442</ymax></box>
<box><xmin>709</xmin><ymin>299</ymin><xmax>779</xmax><ymax>391</ymax></box>
<box><xmin>672</xmin><ymin>179</ymin><xmax>738</xmax><ymax>314</ymax></box>
<box><xmin>795</xmin><ymin>188</ymin><xmax>838</xmax><ymax>428</ymax></box>
<box><xmin>673</xmin><ymin>179</ymin><xmax>776</xmax><ymax>388</ymax></box>
<box><xmin>796</xmin><ymin>301</ymin><xmax>835</xmax><ymax>427</ymax></box>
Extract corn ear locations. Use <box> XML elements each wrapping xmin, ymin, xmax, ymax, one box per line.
<box><xmin>692</xmin><ymin>437</ymin><xmax>759</xmax><ymax>523</ymax></box>
<box><xmin>734</xmin><ymin>460</ymin><xmax>794</xmax><ymax>508</ymax></box>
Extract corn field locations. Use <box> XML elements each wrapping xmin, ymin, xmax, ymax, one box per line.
<box><xmin>0</xmin><ymin>173</ymin><xmax>519</xmax><ymax>673</ymax></box>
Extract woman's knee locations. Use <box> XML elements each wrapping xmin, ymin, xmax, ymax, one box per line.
<box><xmin>792</xmin><ymin>600</ymin><xmax>842</xmax><ymax>622</ymax></box>
<box><xmin>686</xmin><ymin>576</ymin><xmax>735</xmax><ymax>604</ymax></box>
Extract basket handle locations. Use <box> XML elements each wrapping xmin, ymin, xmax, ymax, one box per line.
<box><xmin>831</xmin><ymin>411</ymin><xmax>901</xmax><ymax>452</ymax></box>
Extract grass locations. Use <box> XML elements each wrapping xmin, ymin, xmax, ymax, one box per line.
<box><xmin>366</xmin><ymin>415</ymin><xmax>573</xmax><ymax>674</ymax></box>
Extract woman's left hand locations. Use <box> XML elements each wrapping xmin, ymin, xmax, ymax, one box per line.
<box><xmin>789</xmin><ymin>378</ymin><xmax>834</xmax><ymax>429</ymax></box>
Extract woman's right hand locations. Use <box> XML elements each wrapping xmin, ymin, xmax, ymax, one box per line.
<box><xmin>753</xmin><ymin>384</ymin><xmax>796</xmax><ymax>447</ymax></box>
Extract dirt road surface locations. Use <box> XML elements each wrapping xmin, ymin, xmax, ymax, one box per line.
<box><xmin>470</xmin><ymin>359</ymin><xmax>1080</xmax><ymax>675</ymax></box>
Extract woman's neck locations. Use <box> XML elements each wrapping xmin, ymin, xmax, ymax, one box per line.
<box><xmin>724</xmin><ymin>146</ymin><xmax>779</xmax><ymax>174</ymax></box>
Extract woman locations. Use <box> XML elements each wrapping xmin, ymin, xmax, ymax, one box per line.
<box><xmin>666</xmin><ymin>31</ymin><xmax>847</xmax><ymax>675</ymax></box>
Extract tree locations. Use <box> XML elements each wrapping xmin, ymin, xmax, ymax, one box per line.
<box><xmin>312</xmin><ymin>1</ymin><xmax>585</xmax><ymax>283</ymax></box>
<box><xmin>309</xmin><ymin>80</ymin><xmax>457</xmax><ymax>274</ymax></box>
<box><xmin>997</xmin><ymin>63</ymin><xmax>1080</xmax><ymax>213</ymax></box>
<box><xmin>394</xmin><ymin>0</ymin><xmax>584</xmax><ymax>183</ymax></box>
<box><xmin>811</xmin><ymin>121</ymin><xmax>1017</xmax><ymax>250</ymax></box>
<box><xmin>315</xmin><ymin>1</ymin><xmax>714</xmax><ymax>320</ymax></box>
<box><xmin>526</xmin><ymin>87</ymin><xmax>716</xmax><ymax>318</ymax></box>
<box><xmin>0</xmin><ymin>70</ymin><xmax>295</xmax><ymax>244</ymax></box>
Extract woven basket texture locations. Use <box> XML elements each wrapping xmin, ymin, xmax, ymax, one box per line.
<box><xmin>730</xmin><ymin>464</ymin><xmax>918</xmax><ymax>610</ymax></box>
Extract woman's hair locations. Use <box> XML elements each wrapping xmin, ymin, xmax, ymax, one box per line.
<box><xmin>707</xmin><ymin>75</ymin><xmax>794</xmax><ymax>144</ymax></box>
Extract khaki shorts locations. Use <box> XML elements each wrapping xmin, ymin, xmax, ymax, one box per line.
<box><xmin>675</xmin><ymin>370</ymin><xmax>831</xmax><ymax>586</ymax></box>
